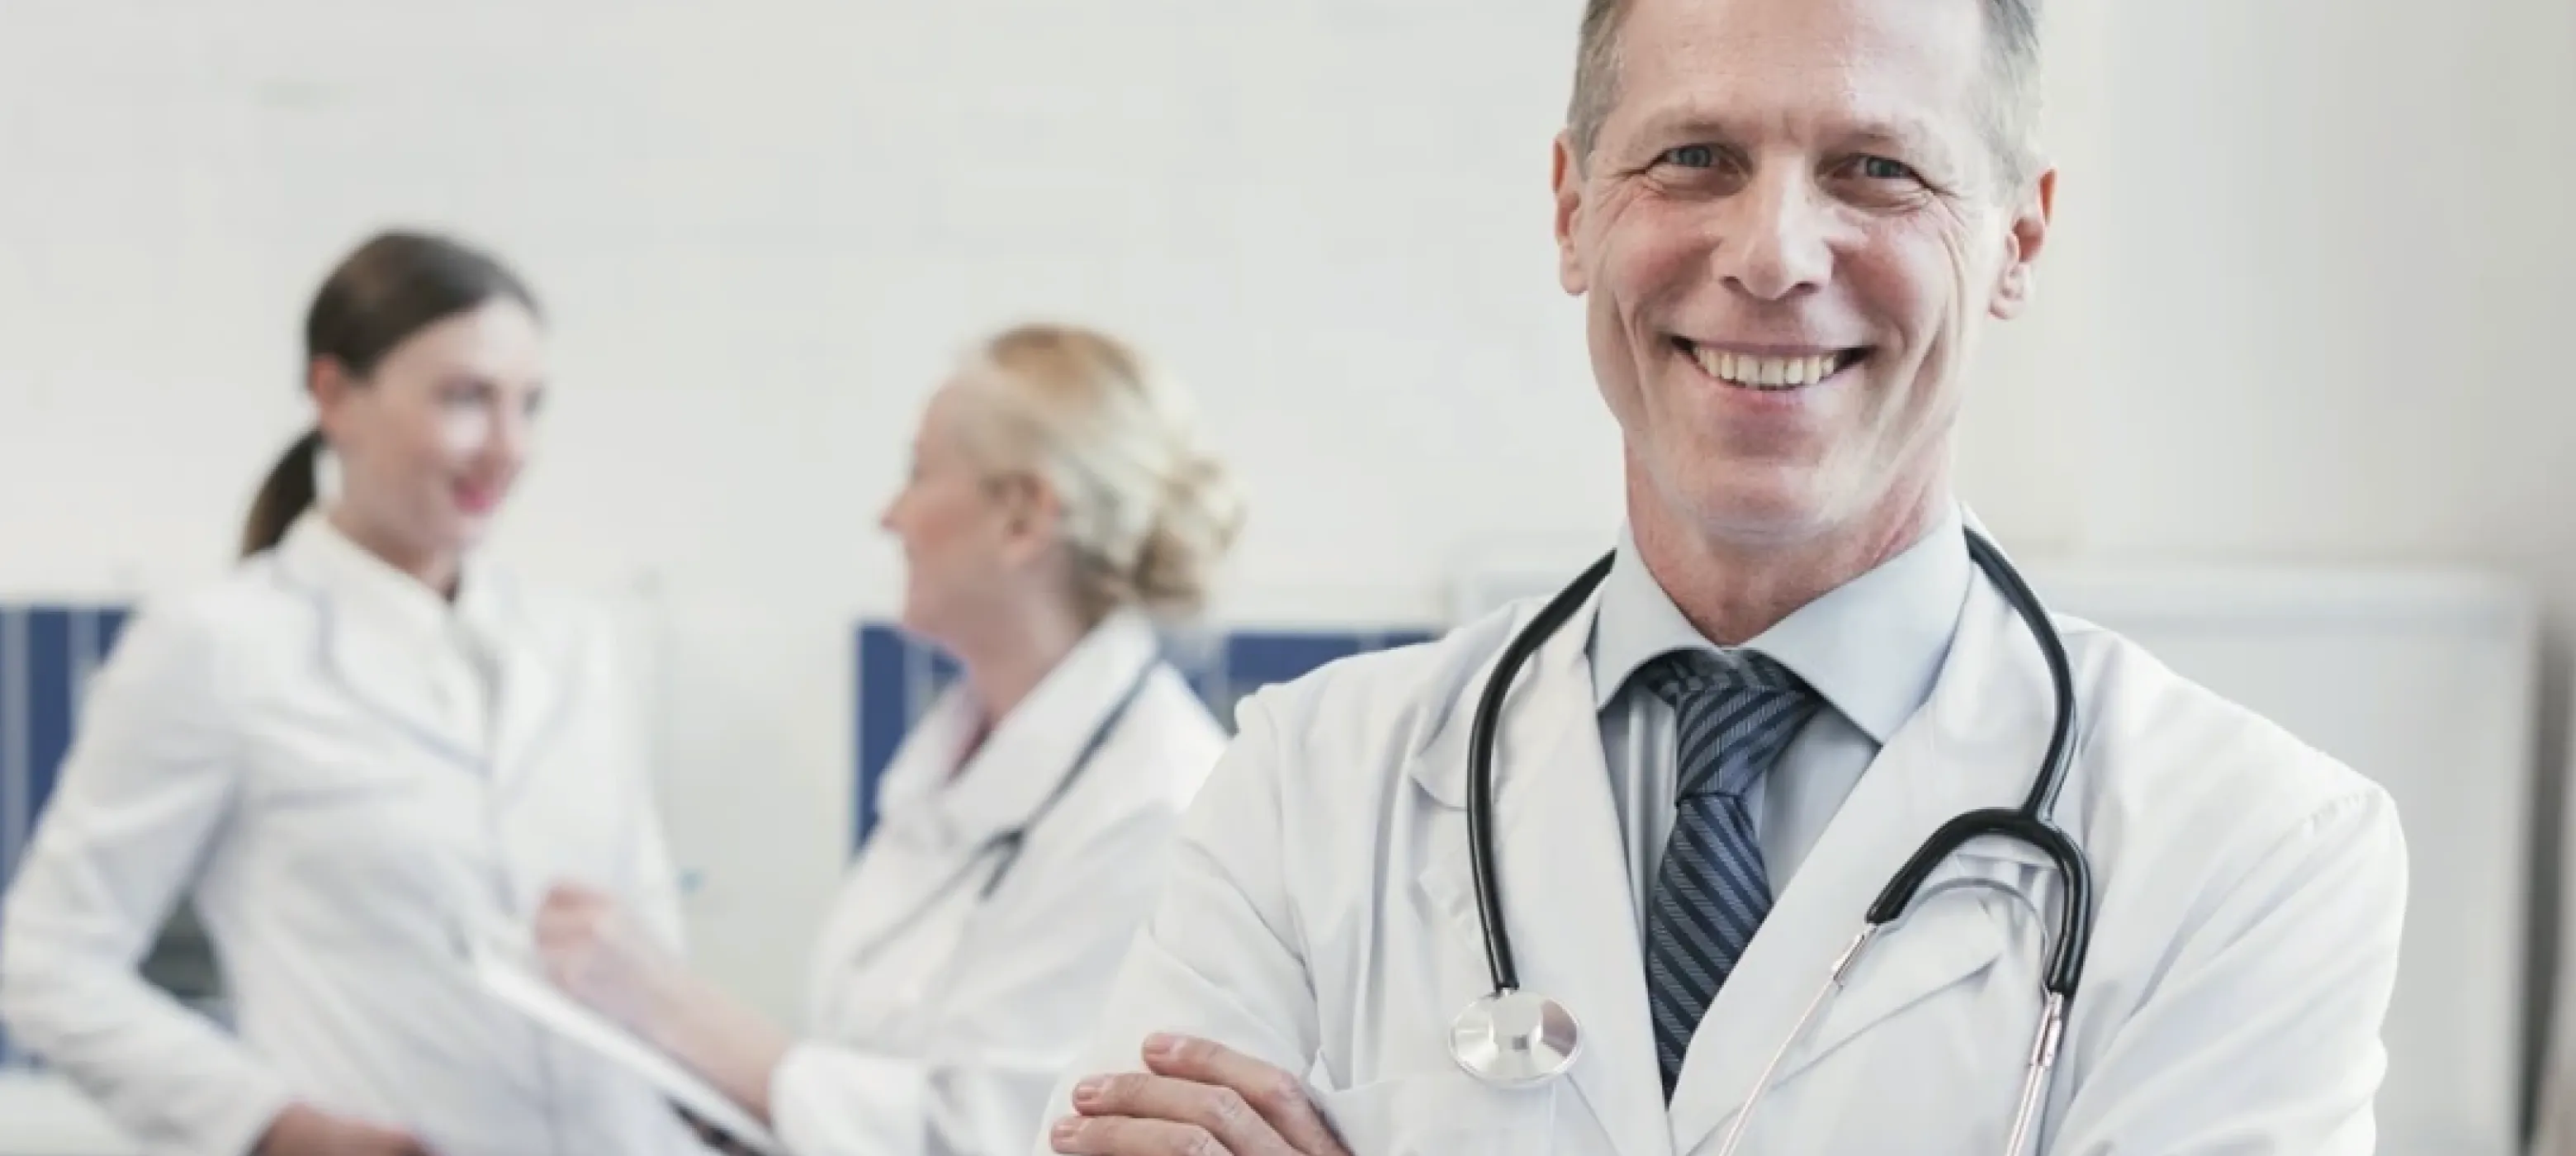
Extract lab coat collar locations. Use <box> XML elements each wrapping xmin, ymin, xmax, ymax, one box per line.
<box><xmin>277</xmin><ymin>510</ymin><xmax>509</xmax><ymax>643</ymax></box>
<box><xmin>881</xmin><ymin>610</ymin><xmax>1163</xmax><ymax>851</ymax></box>
<box><xmin>1589</xmin><ymin>501</ymin><xmax>1970</xmax><ymax>745</ymax></box>
<box><xmin>1404</xmin><ymin>525</ymin><xmax>2064</xmax><ymax>1156</ymax></box>
<box><xmin>1664</xmin><ymin>556</ymin><xmax>2068</xmax><ymax>1154</ymax></box>
<box><xmin>1406</xmin><ymin>587</ymin><xmax>1674</xmax><ymax>1156</ymax></box>
<box><xmin>271</xmin><ymin>511</ymin><xmax>570</xmax><ymax>786</ymax></box>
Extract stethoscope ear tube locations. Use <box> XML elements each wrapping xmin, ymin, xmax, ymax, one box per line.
<box><xmin>1464</xmin><ymin>550</ymin><xmax>1616</xmax><ymax>995</ymax></box>
<box><xmin>1864</xmin><ymin>530</ymin><xmax>2094</xmax><ymax>1002</ymax></box>
<box><xmin>1863</xmin><ymin>808</ymin><xmax>2092</xmax><ymax>998</ymax></box>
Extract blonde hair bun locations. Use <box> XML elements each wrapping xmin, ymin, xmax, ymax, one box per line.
<box><xmin>1133</xmin><ymin>447</ymin><xmax>1247</xmax><ymax>616</ymax></box>
<box><xmin>954</xmin><ymin>323</ymin><xmax>1247</xmax><ymax>623</ymax></box>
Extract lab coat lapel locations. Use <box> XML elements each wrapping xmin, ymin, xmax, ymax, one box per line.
<box><xmin>1667</xmin><ymin>576</ymin><xmax>2061</xmax><ymax>1154</ymax></box>
<box><xmin>477</xmin><ymin>581</ymin><xmax>570</xmax><ymax>800</ymax></box>
<box><xmin>805</xmin><ymin>685</ymin><xmax>980</xmax><ymax>1029</ymax></box>
<box><xmin>1410</xmin><ymin>595</ymin><xmax>1674</xmax><ymax>1156</ymax></box>
<box><xmin>277</xmin><ymin>518</ymin><xmax>486</xmax><ymax>775</ymax></box>
<box><xmin>939</xmin><ymin>613</ymin><xmax>1162</xmax><ymax>848</ymax></box>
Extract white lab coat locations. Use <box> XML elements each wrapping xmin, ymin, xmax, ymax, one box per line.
<box><xmin>0</xmin><ymin>515</ymin><xmax>703</xmax><ymax>1156</ymax></box>
<box><xmin>1044</xmin><ymin>566</ymin><xmax>2410</xmax><ymax>1155</ymax></box>
<box><xmin>770</xmin><ymin>611</ymin><xmax>1222</xmax><ymax>1156</ymax></box>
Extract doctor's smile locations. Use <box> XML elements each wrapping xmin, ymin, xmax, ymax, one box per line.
<box><xmin>1673</xmin><ymin>340</ymin><xmax>1869</xmax><ymax>394</ymax></box>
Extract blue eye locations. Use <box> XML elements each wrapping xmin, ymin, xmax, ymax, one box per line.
<box><xmin>1660</xmin><ymin>144</ymin><xmax>1716</xmax><ymax>168</ymax></box>
<box><xmin>1854</xmin><ymin>155</ymin><xmax>1918</xmax><ymax>182</ymax></box>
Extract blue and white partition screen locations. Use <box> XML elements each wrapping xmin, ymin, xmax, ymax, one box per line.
<box><xmin>0</xmin><ymin>605</ymin><xmax>132</xmax><ymax>1068</ymax></box>
<box><xmin>0</xmin><ymin>606</ymin><xmax>1440</xmax><ymax>1065</ymax></box>
<box><xmin>852</xmin><ymin>623</ymin><xmax>1438</xmax><ymax>847</ymax></box>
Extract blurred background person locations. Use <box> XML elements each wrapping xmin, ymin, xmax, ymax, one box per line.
<box><xmin>0</xmin><ymin>230</ymin><xmax>704</xmax><ymax>1156</ymax></box>
<box><xmin>530</xmin><ymin>322</ymin><xmax>1245</xmax><ymax>1156</ymax></box>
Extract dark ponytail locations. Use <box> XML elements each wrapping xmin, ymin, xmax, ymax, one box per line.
<box><xmin>237</xmin><ymin>229</ymin><xmax>539</xmax><ymax>560</ymax></box>
<box><xmin>240</xmin><ymin>429</ymin><xmax>327</xmax><ymax>558</ymax></box>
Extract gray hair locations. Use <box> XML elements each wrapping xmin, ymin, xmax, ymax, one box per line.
<box><xmin>1566</xmin><ymin>0</ymin><xmax>2046</xmax><ymax>189</ymax></box>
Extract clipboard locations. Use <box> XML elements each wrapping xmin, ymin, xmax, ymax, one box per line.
<box><xmin>466</xmin><ymin>942</ymin><xmax>788</xmax><ymax>1155</ymax></box>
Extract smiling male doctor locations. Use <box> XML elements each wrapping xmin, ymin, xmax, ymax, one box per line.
<box><xmin>1035</xmin><ymin>0</ymin><xmax>2411</xmax><ymax>1151</ymax></box>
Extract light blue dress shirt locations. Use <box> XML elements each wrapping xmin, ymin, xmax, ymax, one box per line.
<box><xmin>1588</xmin><ymin>504</ymin><xmax>1973</xmax><ymax>926</ymax></box>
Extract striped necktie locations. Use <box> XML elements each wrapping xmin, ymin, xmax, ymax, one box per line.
<box><xmin>1638</xmin><ymin>649</ymin><xmax>1821</xmax><ymax>1100</ymax></box>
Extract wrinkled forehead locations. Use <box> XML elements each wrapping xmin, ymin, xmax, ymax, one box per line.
<box><xmin>1601</xmin><ymin>0</ymin><xmax>1996</xmax><ymax>154</ymax></box>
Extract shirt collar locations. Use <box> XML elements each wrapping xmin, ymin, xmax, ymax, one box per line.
<box><xmin>1589</xmin><ymin>502</ymin><xmax>1971</xmax><ymax>743</ymax></box>
<box><xmin>277</xmin><ymin>509</ymin><xmax>508</xmax><ymax>647</ymax></box>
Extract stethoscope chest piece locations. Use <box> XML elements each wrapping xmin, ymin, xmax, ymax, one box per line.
<box><xmin>1449</xmin><ymin>988</ymin><xmax>1582</xmax><ymax>1087</ymax></box>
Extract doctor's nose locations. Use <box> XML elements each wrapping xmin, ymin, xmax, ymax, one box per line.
<box><xmin>1715</xmin><ymin>171</ymin><xmax>1833</xmax><ymax>302</ymax></box>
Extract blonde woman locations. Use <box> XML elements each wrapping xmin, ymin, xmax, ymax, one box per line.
<box><xmin>531</xmin><ymin>323</ymin><xmax>1246</xmax><ymax>1156</ymax></box>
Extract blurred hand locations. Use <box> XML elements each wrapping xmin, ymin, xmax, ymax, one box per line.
<box><xmin>1050</xmin><ymin>1034</ymin><xmax>1352</xmax><ymax>1156</ymax></box>
<box><xmin>533</xmin><ymin>882</ymin><xmax>689</xmax><ymax>1041</ymax></box>
<box><xmin>257</xmin><ymin>1103</ymin><xmax>436</xmax><ymax>1155</ymax></box>
<box><xmin>535</xmin><ymin>882</ymin><xmax>795</xmax><ymax>1120</ymax></box>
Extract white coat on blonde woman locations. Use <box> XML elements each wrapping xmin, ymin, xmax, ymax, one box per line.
<box><xmin>531</xmin><ymin>321</ymin><xmax>1243</xmax><ymax>1156</ymax></box>
<box><xmin>773</xmin><ymin>609</ymin><xmax>1220</xmax><ymax>1154</ymax></box>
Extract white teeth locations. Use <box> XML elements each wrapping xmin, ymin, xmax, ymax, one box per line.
<box><xmin>1692</xmin><ymin>347</ymin><xmax>1847</xmax><ymax>390</ymax></box>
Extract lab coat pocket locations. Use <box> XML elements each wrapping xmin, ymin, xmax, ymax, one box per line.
<box><xmin>1311</xmin><ymin>1069</ymin><xmax>1560</xmax><ymax>1156</ymax></box>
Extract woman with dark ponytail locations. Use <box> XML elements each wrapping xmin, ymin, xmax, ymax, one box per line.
<box><xmin>241</xmin><ymin>428</ymin><xmax>326</xmax><ymax>558</ymax></box>
<box><xmin>0</xmin><ymin>231</ymin><xmax>703</xmax><ymax>1156</ymax></box>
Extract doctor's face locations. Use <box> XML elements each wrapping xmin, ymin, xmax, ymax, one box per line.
<box><xmin>1554</xmin><ymin>0</ymin><xmax>2052</xmax><ymax>549</ymax></box>
<box><xmin>316</xmin><ymin>298</ymin><xmax>546</xmax><ymax>566</ymax></box>
<box><xmin>880</xmin><ymin>382</ymin><xmax>1025</xmax><ymax>649</ymax></box>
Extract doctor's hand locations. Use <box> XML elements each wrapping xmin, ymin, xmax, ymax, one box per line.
<box><xmin>1050</xmin><ymin>1034</ymin><xmax>1351</xmax><ymax>1156</ymax></box>
<box><xmin>257</xmin><ymin>1103</ymin><xmax>438</xmax><ymax>1155</ymax></box>
<box><xmin>533</xmin><ymin>882</ymin><xmax>692</xmax><ymax>1041</ymax></box>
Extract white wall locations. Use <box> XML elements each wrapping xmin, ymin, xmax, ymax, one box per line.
<box><xmin>2</xmin><ymin>0</ymin><xmax>2572</xmax><ymax>1110</ymax></box>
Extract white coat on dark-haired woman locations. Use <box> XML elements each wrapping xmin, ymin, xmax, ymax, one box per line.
<box><xmin>530</xmin><ymin>323</ymin><xmax>1247</xmax><ymax>1156</ymax></box>
<box><xmin>0</xmin><ymin>231</ymin><xmax>705</xmax><ymax>1156</ymax></box>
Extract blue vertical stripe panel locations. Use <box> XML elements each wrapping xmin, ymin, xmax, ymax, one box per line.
<box><xmin>27</xmin><ymin>610</ymin><xmax>73</xmax><ymax>846</ymax></box>
<box><xmin>856</xmin><ymin>625</ymin><xmax>963</xmax><ymax>851</ymax></box>
<box><xmin>0</xmin><ymin>609</ymin><xmax>28</xmax><ymax>1067</ymax></box>
<box><xmin>856</xmin><ymin>625</ymin><xmax>910</xmax><ymax>851</ymax></box>
<box><xmin>2</xmin><ymin>608</ymin><xmax>24</xmax><ymax>888</ymax></box>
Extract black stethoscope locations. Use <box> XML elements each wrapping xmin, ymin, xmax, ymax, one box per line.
<box><xmin>1447</xmin><ymin>528</ymin><xmax>2093</xmax><ymax>1154</ymax></box>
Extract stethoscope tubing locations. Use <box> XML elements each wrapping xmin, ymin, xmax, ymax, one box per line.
<box><xmin>1462</xmin><ymin>528</ymin><xmax>2094</xmax><ymax>1007</ymax></box>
